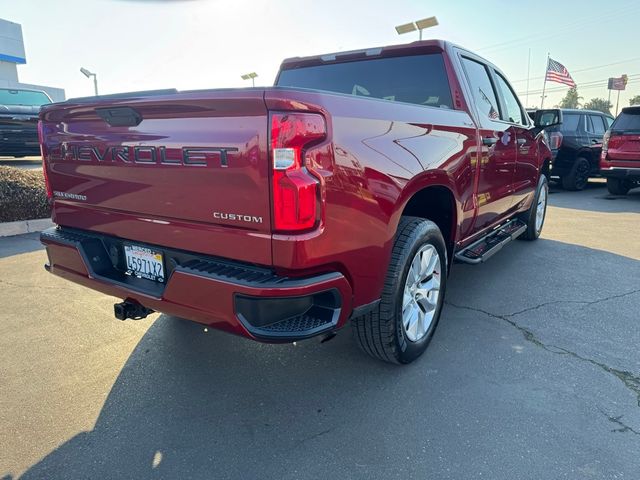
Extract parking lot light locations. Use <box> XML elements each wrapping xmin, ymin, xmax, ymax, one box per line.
<box><xmin>241</xmin><ymin>72</ymin><xmax>258</xmax><ymax>87</ymax></box>
<box><xmin>80</xmin><ymin>67</ymin><xmax>98</xmax><ymax>96</ymax></box>
<box><xmin>395</xmin><ymin>16</ymin><xmax>438</xmax><ymax>40</ymax></box>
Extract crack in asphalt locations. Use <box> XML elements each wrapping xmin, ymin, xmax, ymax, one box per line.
<box><xmin>295</xmin><ymin>428</ymin><xmax>335</xmax><ymax>448</ymax></box>
<box><xmin>599</xmin><ymin>408</ymin><xmax>640</xmax><ymax>435</ymax></box>
<box><xmin>446</xmin><ymin>294</ymin><xmax>640</xmax><ymax>409</ymax></box>
<box><xmin>506</xmin><ymin>289</ymin><xmax>640</xmax><ymax>318</ymax></box>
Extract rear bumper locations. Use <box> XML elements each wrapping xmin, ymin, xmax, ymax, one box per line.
<box><xmin>599</xmin><ymin>166</ymin><xmax>640</xmax><ymax>180</ymax></box>
<box><xmin>40</xmin><ymin>227</ymin><xmax>353</xmax><ymax>342</ymax></box>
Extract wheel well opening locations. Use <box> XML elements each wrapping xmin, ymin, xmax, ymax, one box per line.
<box><xmin>401</xmin><ymin>186</ymin><xmax>457</xmax><ymax>259</ymax></box>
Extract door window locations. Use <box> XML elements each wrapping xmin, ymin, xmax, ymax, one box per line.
<box><xmin>494</xmin><ymin>72</ymin><xmax>525</xmax><ymax>125</ymax></box>
<box><xmin>587</xmin><ymin>115</ymin><xmax>606</xmax><ymax>136</ymax></box>
<box><xmin>461</xmin><ymin>57</ymin><xmax>501</xmax><ymax>121</ymax></box>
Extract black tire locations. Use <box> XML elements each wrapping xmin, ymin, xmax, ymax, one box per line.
<box><xmin>520</xmin><ymin>173</ymin><xmax>549</xmax><ymax>241</ymax></box>
<box><xmin>606</xmin><ymin>178</ymin><xmax>631</xmax><ymax>196</ymax></box>
<box><xmin>352</xmin><ymin>217</ymin><xmax>447</xmax><ymax>364</ymax></box>
<box><xmin>561</xmin><ymin>157</ymin><xmax>590</xmax><ymax>191</ymax></box>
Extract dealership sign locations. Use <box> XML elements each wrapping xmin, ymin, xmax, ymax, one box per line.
<box><xmin>608</xmin><ymin>75</ymin><xmax>628</xmax><ymax>91</ymax></box>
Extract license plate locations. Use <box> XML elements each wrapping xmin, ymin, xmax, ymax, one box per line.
<box><xmin>124</xmin><ymin>244</ymin><xmax>165</xmax><ymax>283</ymax></box>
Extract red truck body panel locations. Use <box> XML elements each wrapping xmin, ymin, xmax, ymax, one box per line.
<box><xmin>41</xmin><ymin>90</ymin><xmax>272</xmax><ymax>265</ymax></box>
<box><xmin>265</xmin><ymin>88</ymin><xmax>478</xmax><ymax>307</ymax></box>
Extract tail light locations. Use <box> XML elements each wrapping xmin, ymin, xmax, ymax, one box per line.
<box><xmin>270</xmin><ymin>112</ymin><xmax>326</xmax><ymax>232</ymax></box>
<box><xmin>601</xmin><ymin>130</ymin><xmax>611</xmax><ymax>161</ymax></box>
<box><xmin>37</xmin><ymin>120</ymin><xmax>52</xmax><ymax>199</ymax></box>
<box><xmin>549</xmin><ymin>131</ymin><xmax>563</xmax><ymax>150</ymax></box>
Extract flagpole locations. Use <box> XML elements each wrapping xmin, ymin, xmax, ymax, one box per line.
<box><xmin>541</xmin><ymin>53</ymin><xmax>549</xmax><ymax>108</ymax></box>
<box><xmin>525</xmin><ymin>48</ymin><xmax>531</xmax><ymax>108</ymax></box>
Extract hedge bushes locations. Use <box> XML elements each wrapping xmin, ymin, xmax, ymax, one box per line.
<box><xmin>0</xmin><ymin>166</ymin><xmax>51</xmax><ymax>222</ymax></box>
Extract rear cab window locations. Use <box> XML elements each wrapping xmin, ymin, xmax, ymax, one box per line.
<box><xmin>276</xmin><ymin>53</ymin><xmax>453</xmax><ymax>109</ymax></box>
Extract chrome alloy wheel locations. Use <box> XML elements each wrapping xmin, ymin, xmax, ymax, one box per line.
<box><xmin>535</xmin><ymin>183</ymin><xmax>548</xmax><ymax>233</ymax></box>
<box><xmin>402</xmin><ymin>244</ymin><xmax>442</xmax><ymax>342</ymax></box>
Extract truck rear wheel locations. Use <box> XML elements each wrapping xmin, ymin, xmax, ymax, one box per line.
<box><xmin>352</xmin><ymin>217</ymin><xmax>447</xmax><ymax>364</ymax></box>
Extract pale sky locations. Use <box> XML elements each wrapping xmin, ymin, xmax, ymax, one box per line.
<box><xmin>3</xmin><ymin>0</ymin><xmax>639</xmax><ymax>111</ymax></box>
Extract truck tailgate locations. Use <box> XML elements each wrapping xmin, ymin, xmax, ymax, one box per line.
<box><xmin>40</xmin><ymin>90</ymin><xmax>272</xmax><ymax>265</ymax></box>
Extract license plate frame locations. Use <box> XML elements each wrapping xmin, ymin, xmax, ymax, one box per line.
<box><xmin>124</xmin><ymin>244</ymin><xmax>165</xmax><ymax>283</ymax></box>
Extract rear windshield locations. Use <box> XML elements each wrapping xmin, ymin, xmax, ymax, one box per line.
<box><xmin>611</xmin><ymin>109</ymin><xmax>640</xmax><ymax>133</ymax></box>
<box><xmin>0</xmin><ymin>88</ymin><xmax>51</xmax><ymax>106</ymax></box>
<box><xmin>276</xmin><ymin>53</ymin><xmax>453</xmax><ymax>109</ymax></box>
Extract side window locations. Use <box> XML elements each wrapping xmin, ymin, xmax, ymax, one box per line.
<box><xmin>461</xmin><ymin>57</ymin><xmax>500</xmax><ymax>122</ymax></box>
<box><xmin>560</xmin><ymin>113</ymin><xmax>580</xmax><ymax>133</ymax></box>
<box><xmin>578</xmin><ymin>115</ymin><xmax>587</xmax><ymax>133</ymax></box>
<box><xmin>588</xmin><ymin>115</ymin><xmax>606</xmax><ymax>135</ymax></box>
<box><xmin>585</xmin><ymin>115</ymin><xmax>594</xmax><ymax>133</ymax></box>
<box><xmin>605</xmin><ymin>116</ymin><xmax>615</xmax><ymax>129</ymax></box>
<box><xmin>494</xmin><ymin>72</ymin><xmax>525</xmax><ymax>125</ymax></box>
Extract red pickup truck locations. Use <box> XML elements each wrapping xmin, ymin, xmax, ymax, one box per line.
<box><xmin>39</xmin><ymin>40</ymin><xmax>559</xmax><ymax>364</ymax></box>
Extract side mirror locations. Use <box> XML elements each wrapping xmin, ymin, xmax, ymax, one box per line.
<box><xmin>534</xmin><ymin>109</ymin><xmax>563</xmax><ymax>129</ymax></box>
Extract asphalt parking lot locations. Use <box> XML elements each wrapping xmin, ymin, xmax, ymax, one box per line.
<box><xmin>1</xmin><ymin>181</ymin><xmax>638</xmax><ymax>480</ymax></box>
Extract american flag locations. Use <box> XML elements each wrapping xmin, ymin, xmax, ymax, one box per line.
<box><xmin>546</xmin><ymin>58</ymin><xmax>576</xmax><ymax>88</ymax></box>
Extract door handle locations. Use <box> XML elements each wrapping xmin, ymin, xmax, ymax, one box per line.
<box><xmin>517</xmin><ymin>138</ymin><xmax>527</xmax><ymax>146</ymax></box>
<box><xmin>482</xmin><ymin>136</ymin><xmax>497</xmax><ymax>146</ymax></box>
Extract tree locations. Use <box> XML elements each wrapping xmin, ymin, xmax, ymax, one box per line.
<box><xmin>559</xmin><ymin>87</ymin><xmax>582</xmax><ymax>109</ymax></box>
<box><xmin>630</xmin><ymin>95</ymin><xmax>640</xmax><ymax>106</ymax></box>
<box><xmin>583</xmin><ymin>98</ymin><xmax>612</xmax><ymax>115</ymax></box>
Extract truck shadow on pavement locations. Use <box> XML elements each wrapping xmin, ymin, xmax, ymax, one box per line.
<box><xmin>12</xmin><ymin>239</ymin><xmax>640</xmax><ymax>480</ymax></box>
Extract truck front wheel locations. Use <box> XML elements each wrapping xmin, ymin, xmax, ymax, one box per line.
<box><xmin>352</xmin><ymin>217</ymin><xmax>447</xmax><ymax>364</ymax></box>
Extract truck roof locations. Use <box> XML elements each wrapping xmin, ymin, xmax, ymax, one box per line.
<box><xmin>280</xmin><ymin>39</ymin><xmax>450</xmax><ymax>70</ymax></box>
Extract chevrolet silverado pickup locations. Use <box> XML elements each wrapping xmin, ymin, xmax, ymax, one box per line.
<box><xmin>38</xmin><ymin>40</ymin><xmax>560</xmax><ymax>364</ymax></box>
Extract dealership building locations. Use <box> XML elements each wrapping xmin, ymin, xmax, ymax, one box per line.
<box><xmin>0</xmin><ymin>17</ymin><xmax>65</xmax><ymax>102</ymax></box>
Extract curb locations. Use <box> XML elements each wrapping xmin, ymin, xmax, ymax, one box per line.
<box><xmin>0</xmin><ymin>218</ymin><xmax>54</xmax><ymax>237</ymax></box>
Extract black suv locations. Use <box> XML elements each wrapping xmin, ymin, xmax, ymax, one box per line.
<box><xmin>529</xmin><ymin>109</ymin><xmax>614</xmax><ymax>190</ymax></box>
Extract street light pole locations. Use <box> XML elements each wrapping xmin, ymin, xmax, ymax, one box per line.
<box><xmin>80</xmin><ymin>67</ymin><xmax>98</xmax><ymax>96</ymax></box>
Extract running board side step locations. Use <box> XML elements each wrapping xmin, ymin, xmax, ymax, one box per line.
<box><xmin>454</xmin><ymin>219</ymin><xmax>527</xmax><ymax>264</ymax></box>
